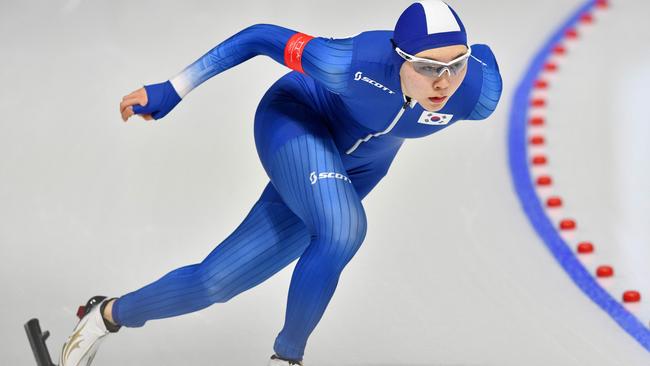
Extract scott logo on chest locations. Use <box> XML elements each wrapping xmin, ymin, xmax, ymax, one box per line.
<box><xmin>354</xmin><ymin>71</ymin><xmax>396</xmax><ymax>95</ymax></box>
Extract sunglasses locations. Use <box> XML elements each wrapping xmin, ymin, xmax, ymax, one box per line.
<box><xmin>395</xmin><ymin>46</ymin><xmax>472</xmax><ymax>78</ymax></box>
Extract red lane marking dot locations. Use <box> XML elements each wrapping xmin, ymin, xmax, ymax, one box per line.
<box><xmin>559</xmin><ymin>219</ymin><xmax>576</xmax><ymax>230</ymax></box>
<box><xmin>536</xmin><ymin>176</ymin><xmax>552</xmax><ymax>186</ymax></box>
<box><xmin>531</xmin><ymin>98</ymin><xmax>546</xmax><ymax>107</ymax></box>
<box><xmin>534</xmin><ymin>79</ymin><xmax>549</xmax><ymax>89</ymax></box>
<box><xmin>596</xmin><ymin>0</ymin><xmax>609</xmax><ymax>9</ymax></box>
<box><xmin>529</xmin><ymin>135</ymin><xmax>545</xmax><ymax>145</ymax></box>
<box><xmin>553</xmin><ymin>45</ymin><xmax>567</xmax><ymax>55</ymax></box>
<box><xmin>546</xmin><ymin>196</ymin><xmax>563</xmax><ymax>208</ymax></box>
<box><xmin>544</xmin><ymin>62</ymin><xmax>558</xmax><ymax>72</ymax></box>
<box><xmin>596</xmin><ymin>265</ymin><xmax>614</xmax><ymax>278</ymax></box>
<box><xmin>565</xmin><ymin>28</ymin><xmax>579</xmax><ymax>39</ymax></box>
<box><xmin>531</xmin><ymin>155</ymin><xmax>547</xmax><ymax>165</ymax></box>
<box><xmin>623</xmin><ymin>291</ymin><xmax>641</xmax><ymax>303</ymax></box>
<box><xmin>577</xmin><ymin>241</ymin><xmax>594</xmax><ymax>254</ymax></box>
<box><xmin>529</xmin><ymin>116</ymin><xmax>545</xmax><ymax>126</ymax></box>
<box><xmin>580</xmin><ymin>13</ymin><xmax>594</xmax><ymax>24</ymax></box>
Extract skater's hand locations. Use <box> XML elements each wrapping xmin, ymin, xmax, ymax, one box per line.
<box><xmin>120</xmin><ymin>81</ymin><xmax>182</xmax><ymax>122</ymax></box>
<box><xmin>120</xmin><ymin>87</ymin><xmax>153</xmax><ymax>122</ymax></box>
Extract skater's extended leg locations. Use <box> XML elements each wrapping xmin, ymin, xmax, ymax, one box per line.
<box><xmin>110</xmin><ymin>193</ymin><xmax>310</xmax><ymax>328</ymax></box>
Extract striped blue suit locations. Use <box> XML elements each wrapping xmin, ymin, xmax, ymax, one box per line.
<box><xmin>112</xmin><ymin>23</ymin><xmax>502</xmax><ymax>361</ymax></box>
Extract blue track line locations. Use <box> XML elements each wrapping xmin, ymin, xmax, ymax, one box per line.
<box><xmin>507</xmin><ymin>0</ymin><xmax>650</xmax><ymax>352</ymax></box>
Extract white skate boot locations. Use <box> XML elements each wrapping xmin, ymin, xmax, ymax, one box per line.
<box><xmin>59</xmin><ymin>295</ymin><xmax>121</xmax><ymax>366</ymax></box>
<box><xmin>268</xmin><ymin>353</ymin><xmax>304</xmax><ymax>366</ymax></box>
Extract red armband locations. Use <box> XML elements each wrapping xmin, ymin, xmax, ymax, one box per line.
<box><xmin>284</xmin><ymin>32</ymin><xmax>315</xmax><ymax>74</ymax></box>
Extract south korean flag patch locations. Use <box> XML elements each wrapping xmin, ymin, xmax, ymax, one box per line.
<box><xmin>417</xmin><ymin>111</ymin><xmax>453</xmax><ymax>126</ymax></box>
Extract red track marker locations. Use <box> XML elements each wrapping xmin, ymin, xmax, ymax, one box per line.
<box><xmin>531</xmin><ymin>155</ymin><xmax>547</xmax><ymax>165</ymax></box>
<box><xmin>559</xmin><ymin>219</ymin><xmax>576</xmax><ymax>230</ymax></box>
<box><xmin>596</xmin><ymin>265</ymin><xmax>614</xmax><ymax>278</ymax></box>
<box><xmin>531</xmin><ymin>99</ymin><xmax>546</xmax><ymax>107</ymax></box>
<box><xmin>580</xmin><ymin>13</ymin><xmax>594</xmax><ymax>24</ymax></box>
<box><xmin>577</xmin><ymin>242</ymin><xmax>594</xmax><ymax>254</ymax></box>
<box><xmin>544</xmin><ymin>62</ymin><xmax>558</xmax><ymax>72</ymax></box>
<box><xmin>529</xmin><ymin>116</ymin><xmax>545</xmax><ymax>126</ymax></box>
<box><xmin>546</xmin><ymin>196</ymin><xmax>563</xmax><ymax>208</ymax></box>
<box><xmin>536</xmin><ymin>176</ymin><xmax>552</xmax><ymax>186</ymax></box>
<box><xmin>565</xmin><ymin>28</ymin><xmax>579</xmax><ymax>39</ymax></box>
<box><xmin>534</xmin><ymin>79</ymin><xmax>549</xmax><ymax>89</ymax></box>
<box><xmin>529</xmin><ymin>135</ymin><xmax>545</xmax><ymax>145</ymax></box>
<box><xmin>623</xmin><ymin>291</ymin><xmax>641</xmax><ymax>303</ymax></box>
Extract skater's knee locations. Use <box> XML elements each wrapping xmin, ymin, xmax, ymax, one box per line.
<box><xmin>199</xmin><ymin>273</ymin><xmax>234</xmax><ymax>304</ymax></box>
<box><xmin>351</xmin><ymin>205</ymin><xmax>368</xmax><ymax>245</ymax></box>
<box><xmin>327</xmin><ymin>201</ymin><xmax>367</xmax><ymax>247</ymax></box>
<box><xmin>312</xmin><ymin>204</ymin><xmax>368</xmax><ymax>267</ymax></box>
<box><xmin>339</xmin><ymin>210</ymin><xmax>367</xmax><ymax>251</ymax></box>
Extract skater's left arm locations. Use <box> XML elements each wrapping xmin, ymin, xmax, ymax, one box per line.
<box><xmin>445</xmin><ymin>44</ymin><xmax>503</xmax><ymax>121</ymax></box>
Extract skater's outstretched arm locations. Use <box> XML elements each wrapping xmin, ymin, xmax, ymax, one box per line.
<box><xmin>119</xmin><ymin>24</ymin><xmax>352</xmax><ymax>122</ymax></box>
<box><xmin>437</xmin><ymin>43</ymin><xmax>502</xmax><ymax>122</ymax></box>
<box><xmin>171</xmin><ymin>23</ymin><xmax>353</xmax><ymax>97</ymax></box>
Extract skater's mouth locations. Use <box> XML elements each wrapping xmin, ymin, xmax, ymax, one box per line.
<box><xmin>429</xmin><ymin>96</ymin><xmax>447</xmax><ymax>104</ymax></box>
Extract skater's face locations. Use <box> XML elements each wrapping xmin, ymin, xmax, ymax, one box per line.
<box><xmin>399</xmin><ymin>44</ymin><xmax>469</xmax><ymax>112</ymax></box>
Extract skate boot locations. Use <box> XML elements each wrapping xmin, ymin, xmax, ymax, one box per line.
<box><xmin>59</xmin><ymin>295</ymin><xmax>121</xmax><ymax>366</ymax></box>
<box><xmin>268</xmin><ymin>353</ymin><xmax>304</xmax><ymax>366</ymax></box>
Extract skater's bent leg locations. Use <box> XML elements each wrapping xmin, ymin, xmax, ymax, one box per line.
<box><xmin>265</xmin><ymin>134</ymin><xmax>368</xmax><ymax>361</ymax></box>
<box><xmin>111</xmin><ymin>196</ymin><xmax>310</xmax><ymax>328</ymax></box>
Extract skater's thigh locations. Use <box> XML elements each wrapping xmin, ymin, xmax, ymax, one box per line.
<box><xmin>254</xmin><ymin>83</ymin><xmax>331</xmax><ymax>177</ymax></box>
<box><xmin>254</xmin><ymin>99</ymin><xmax>365</xmax><ymax>237</ymax></box>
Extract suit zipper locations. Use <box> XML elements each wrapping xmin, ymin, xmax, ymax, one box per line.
<box><xmin>345</xmin><ymin>95</ymin><xmax>412</xmax><ymax>155</ymax></box>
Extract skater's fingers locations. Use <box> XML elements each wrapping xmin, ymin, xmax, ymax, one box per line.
<box><xmin>119</xmin><ymin>97</ymin><xmax>141</xmax><ymax>114</ymax></box>
<box><xmin>121</xmin><ymin>105</ymin><xmax>134</xmax><ymax>122</ymax></box>
<box><xmin>122</xmin><ymin>87</ymin><xmax>147</xmax><ymax>102</ymax></box>
<box><xmin>120</xmin><ymin>106</ymin><xmax>154</xmax><ymax>123</ymax></box>
<box><xmin>129</xmin><ymin>87</ymin><xmax>148</xmax><ymax>105</ymax></box>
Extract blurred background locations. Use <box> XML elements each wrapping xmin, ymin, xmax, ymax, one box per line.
<box><xmin>1</xmin><ymin>0</ymin><xmax>648</xmax><ymax>365</ymax></box>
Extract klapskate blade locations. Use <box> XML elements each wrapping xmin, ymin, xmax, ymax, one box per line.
<box><xmin>24</xmin><ymin>318</ymin><xmax>57</xmax><ymax>366</ymax></box>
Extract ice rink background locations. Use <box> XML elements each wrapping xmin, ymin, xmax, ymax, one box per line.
<box><xmin>1</xmin><ymin>0</ymin><xmax>648</xmax><ymax>365</ymax></box>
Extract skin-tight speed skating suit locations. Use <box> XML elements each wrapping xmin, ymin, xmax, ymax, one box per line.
<box><xmin>111</xmin><ymin>23</ymin><xmax>502</xmax><ymax>361</ymax></box>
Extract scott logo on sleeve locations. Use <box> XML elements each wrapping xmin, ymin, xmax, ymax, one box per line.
<box><xmin>417</xmin><ymin>112</ymin><xmax>453</xmax><ymax>125</ymax></box>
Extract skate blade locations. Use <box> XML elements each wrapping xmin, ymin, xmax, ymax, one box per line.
<box><xmin>24</xmin><ymin>318</ymin><xmax>58</xmax><ymax>366</ymax></box>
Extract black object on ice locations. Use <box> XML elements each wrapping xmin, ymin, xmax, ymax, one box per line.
<box><xmin>24</xmin><ymin>318</ymin><xmax>57</xmax><ymax>366</ymax></box>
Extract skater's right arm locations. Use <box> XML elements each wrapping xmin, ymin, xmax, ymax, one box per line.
<box><xmin>121</xmin><ymin>24</ymin><xmax>353</xmax><ymax>122</ymax></box>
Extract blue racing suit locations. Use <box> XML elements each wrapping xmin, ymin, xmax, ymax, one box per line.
<box><xmin>115</xmin><ymin>23</ymin><xmax>502</xmax><ymax>361</ymax></box>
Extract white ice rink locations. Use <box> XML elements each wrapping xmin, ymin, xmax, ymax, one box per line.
<box><xmin>1</xmin><ymin>1</ymin><xmax>649</xmax><ymax>365</ymax></box>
